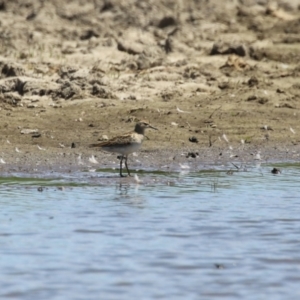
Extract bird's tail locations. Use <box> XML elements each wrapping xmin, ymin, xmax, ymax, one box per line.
<box><xmin>89</xmin><ymin>143</ymin><xmax>102</xmax><ymax>148</ymax></box>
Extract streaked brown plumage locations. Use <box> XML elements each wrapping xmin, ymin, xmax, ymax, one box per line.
<box><xmin>89</xmin><ymin>120</ymin><xmax>157</xmax><ymax>177</ymax></box>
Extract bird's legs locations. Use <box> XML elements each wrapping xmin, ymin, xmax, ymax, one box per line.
<box><xmin>119</xmin><ymin>155</ymin><xmax>125</xmax><ymax>177</ymax></box>
<box><xmin>124</xmin><ymin>155</ymin><xmax>132</xmax><ymax>177</ymax></box>
<box><xmin>118</xmin><ymin>155</ymin><xmax>132</xmax><ymax>177</ymax></box>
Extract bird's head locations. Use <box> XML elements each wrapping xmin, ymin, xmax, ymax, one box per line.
<box><xmin>135</xmin><ymin>120</ymin><xmax>158</xmax><ymax>134</ymax></box>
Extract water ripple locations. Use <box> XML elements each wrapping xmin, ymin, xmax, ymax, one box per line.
<box><xmin>0</xmin><ymin>165</ymin><xmax>300</xmax><ymax>299</ymax></box>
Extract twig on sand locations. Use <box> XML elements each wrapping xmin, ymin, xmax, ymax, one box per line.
<box><xmin>209</xmin><ymin>106</ymin><xmax>222</xmax><ymax>119</ymax></box>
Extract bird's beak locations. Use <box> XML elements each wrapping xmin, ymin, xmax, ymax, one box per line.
<box><xmin>149</xmin><ymin>124</ymin><xmax>158</xmax><ymax>130</ymax></box>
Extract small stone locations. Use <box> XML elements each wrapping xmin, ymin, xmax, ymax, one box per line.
<box><xmin>189</xmin><ymin>136</ymin><xmax>198</xmax><ymax>143</ymax></box>
<box><xmin>100</xmin><ymin>135</ymin><xmax>109</xmax><ymax>141</ymax></box>
<box><xmin>271</xmin><ymin>168</ymin><xmax>281</xmax><ymax>174</ymax></box>
<box><xmin>248</xmin><ymin>76</ymin><xmax>259</xmax><ymax>87</ymax></box>
<box><xmin>210</xmin><ymin>42</ymin><xmax>247</xmax><ymax>56</ymax></box>
<box><xmin>27</xmin><ymin>104</ymin><xmax>38</xmax><ymax>108</ymax></box>
<box><xmin>218</xmin><ymin>82</ymin><xmax>230</xmax><ymax>90</ymax></box>
<box><xmin>258</xmin><ymin>97</ymin><xmax>268</xmax><ymax>105</ymax></box>
<box><xmin>247</xmin><ymin>95</ymin><xmax>257</xmax><ymax>101</ymax></box>
<box><xmin>186</xmin><ymin>152</ymin><xmax>199</xmax><ymax>158</ymax></box>
<box><xmin>260</xmin><ymin>125</ymin><xmax>273</xmax><ymax>131</ymax></box>
<box><xmin>21</xmin><ymin>129</ymin><xmax>39</xmax><ymax>134</ymax></box>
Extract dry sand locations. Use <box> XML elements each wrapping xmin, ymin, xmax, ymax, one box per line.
<box><xmin>1</xmin><ymin>0</ymin><xmax>300</xmax><ymax>174</ymax></box>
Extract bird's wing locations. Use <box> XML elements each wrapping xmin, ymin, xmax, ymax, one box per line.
<box><xmin>89</xmin><ymin>133</ymin><xmax>133</xmax><ymax>148</ymax></box>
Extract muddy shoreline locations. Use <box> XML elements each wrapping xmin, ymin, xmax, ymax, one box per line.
<box><xmin>0</xmin><ymin>142</ymin><xmax>299</xmax><ymax>177</ymax></box>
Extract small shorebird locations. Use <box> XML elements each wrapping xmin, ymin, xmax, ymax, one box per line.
<box><xmin>89</xmin><ymin>120</ymin><xmax>158</xmax><ymax>177</ymax></box>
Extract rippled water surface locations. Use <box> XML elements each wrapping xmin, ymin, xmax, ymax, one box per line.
<box><xmin>1</xmin><ymin>163</ymin><xmax>300</xmax><ymax>299</ymax></box>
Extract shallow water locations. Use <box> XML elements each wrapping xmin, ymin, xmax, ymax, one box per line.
<box><xmin>1</xmin><ymin>163</ymin><xmax>300</xmax><ymax>299</ymax></box>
